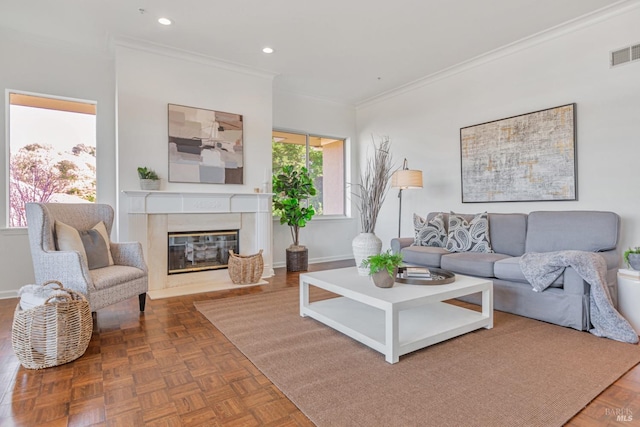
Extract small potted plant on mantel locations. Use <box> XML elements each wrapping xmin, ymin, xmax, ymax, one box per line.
<box><xmin>137</xmin><ymin>166</ymin><xmax>160</xmax><ymax>191</ymax></box>
<box><xmin>624</xmin><ymin>247</ymin><xmax>640</xmax><ymax>270</ymax></box>
<box><xmin>361</xmin><ymin>250</ymin><xmax>404</xmax><ymax>288</ymax></box>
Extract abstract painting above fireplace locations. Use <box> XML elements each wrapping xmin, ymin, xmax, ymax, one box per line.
<box><xmin>168</xmin><ymin>104</ymin><xmax>244</xmax><ymax>184</ymax></box>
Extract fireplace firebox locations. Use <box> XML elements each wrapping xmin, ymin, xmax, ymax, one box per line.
<box><xmin>168</xmin><ymin>230</ymin><xmax>239</xmax><ymax>274</ymax></box>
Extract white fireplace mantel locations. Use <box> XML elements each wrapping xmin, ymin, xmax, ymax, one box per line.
<box><xmin>122</xmin><ymin>190</ymin><xmax>273</xmax><ymax>215</ymax></box>
<box><xmin>122</xmin><ymin>190</ymin><xmax>274</xmax><ymax>297</ymax></box>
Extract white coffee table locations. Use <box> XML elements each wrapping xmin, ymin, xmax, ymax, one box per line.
<box><xmin>299</xmin><ymin>267</ymin><xmax>493</xmax><ymax>363</ymax></box>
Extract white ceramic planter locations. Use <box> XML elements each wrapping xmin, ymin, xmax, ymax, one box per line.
<box><xmin>352</xmin><ymin>233</ymin><xmax>382</xmax><ymax>276</ymax></box>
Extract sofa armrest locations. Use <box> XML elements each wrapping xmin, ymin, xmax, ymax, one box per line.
<box><xmin>110</xmin><ymin>242</ymin><xmax>148</xmax><ymax>272</ymax></box>
<box><xmin>561</xmin><ymin>268</ymin><xmax>588</xmax><ymax>295</ymax></box>
<box><xmin>561</xmin><ymin>250</ymin><xmax>619</xmax><ymax>296</ymax></box>
<box><xmin>391</xmin><ymin>237</ymin><xmax>414</xmax><ymax>254</ymax></box>
<box><xmin>35</xmin><ymin>250</ymin><xmax>94</xmax><ymax>294</ymax></box>
<box><xmin>595</xmin><ymin>249</ymin><xmax>619</xmax><ymax>270</ymax></box>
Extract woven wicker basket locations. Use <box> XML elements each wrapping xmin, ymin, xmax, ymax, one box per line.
<box><xmin>12</xmin><ymin>280</ymin><xmax>92</xmax><ymax>370</ymax></box>
<box><xmin>228</xmin><ymin>250</ymin><xmax>264</xmax><ymax>284</ymax></box>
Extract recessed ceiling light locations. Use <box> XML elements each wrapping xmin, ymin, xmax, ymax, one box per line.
<box><xmin>262</xmin><ymin>47</ymin><xmax>274</xmax><ymax>54</ymax></box>
<box><xmin>158</xmin><ymin>17</ymin><xmax>172</xmax><ymax>25</ymax></box>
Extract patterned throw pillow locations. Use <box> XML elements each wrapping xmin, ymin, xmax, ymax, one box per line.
<box><xmin>445</xmin><ymin>212</ymin><xmax>493</xmax><ymax>253</ymax></box>
<box><xmin>413</xmin><ymin>213</ymin><xmax>448</xmax><ymax>247</ymax></box>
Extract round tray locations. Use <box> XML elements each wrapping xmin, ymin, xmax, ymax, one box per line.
<box><xmin>396</xmin><ymin>266</ymin><xmax>455</xmax><ymax>285</ymax></box>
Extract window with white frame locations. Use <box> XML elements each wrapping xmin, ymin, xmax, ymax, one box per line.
<box><xmin>7</xmin><ymin>92</ymin><xmax>97</xmax><ymax>227</ymax></box>
<box><xmin>272</xmin><ymin>130</ymin><xmax>345</xmax><ymax>216</ymax></box>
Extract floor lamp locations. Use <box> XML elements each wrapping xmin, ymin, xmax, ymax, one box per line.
<box><xmin>391</xmin><ymin>159</ymin><xmax>423</xmax><ymax>237</ymax></box>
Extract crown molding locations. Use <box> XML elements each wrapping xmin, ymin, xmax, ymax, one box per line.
<box><xmin>356</xmin><ymin>0</ymin><xmax>640</xmax><ymax>109</ymax></box>
<box><xmin>110</xmin><ymin>35</ymin><xmax>277</xmax><ymax>81</ymax></box>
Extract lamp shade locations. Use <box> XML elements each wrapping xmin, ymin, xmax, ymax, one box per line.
<box><xmin>391</xmin><ymin>169</ymin><xmax>423</xmax><ymax>189</ymax></box>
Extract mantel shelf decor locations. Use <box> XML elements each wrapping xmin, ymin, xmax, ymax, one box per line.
<box><xmin>460</xmin><ymin>103</ymin><xmax>577</xmax><ymax>203</ymax></box>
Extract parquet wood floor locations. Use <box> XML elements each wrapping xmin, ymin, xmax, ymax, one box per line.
<box><xmin>0</xmin><ymin>260</ymin><xmax>638</xmax><ymax>426</ymax></box>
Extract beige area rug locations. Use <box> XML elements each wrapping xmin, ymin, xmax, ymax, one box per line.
<box><xmin>195</xmin><ymin>288</ymin><xmax>640</xmax><ymax>426</ymax></box>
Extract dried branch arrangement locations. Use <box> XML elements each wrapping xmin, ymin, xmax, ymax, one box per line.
<box><xmin>353</xmin><ymin>136</ymin><xmax>394</xmax><ymax>233</ymax></box>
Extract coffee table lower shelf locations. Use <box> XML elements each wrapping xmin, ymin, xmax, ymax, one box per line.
<box><xmin>302</xmin><ymin>297</ymin><xmax>490</xmax><ymax>363</ymax></box>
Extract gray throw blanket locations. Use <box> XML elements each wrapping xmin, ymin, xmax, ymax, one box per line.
<box><xmin>520</xmin><ymin>250</ymin><xmax>638</xmax><ymax>344</ymax></box>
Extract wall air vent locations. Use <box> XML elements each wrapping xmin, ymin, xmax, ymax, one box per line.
<box><xmin>632</xmin><ymin>44</ymin><xmax>640</xmax><ymax>61</ymax></box>
<box><xmin>611</xmin><ymin>43</ymin><xmax>640</xmax><ymax>67</ymax></box>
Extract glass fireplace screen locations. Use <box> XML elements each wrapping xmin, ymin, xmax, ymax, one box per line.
<box><xmin>168</xmin><ymin>230</ymin><xmax>239</xmax><ymax>274</ymax></box>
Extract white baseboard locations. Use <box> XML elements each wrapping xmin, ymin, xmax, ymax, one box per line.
<box><xmin>0</xmin><ymin>289</ymin><xmax>19</xmax><ymax>300</ymax></box>
<box><xmin>273</xmin><ymin>254</ymin><xmax>354</xmax><ymax>269</ymax></box>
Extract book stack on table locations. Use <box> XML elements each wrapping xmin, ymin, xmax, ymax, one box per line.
<box><xmin>404</xmin><ymin>267</ymin><xmax>431</xmax><ymax>279</ymax></box>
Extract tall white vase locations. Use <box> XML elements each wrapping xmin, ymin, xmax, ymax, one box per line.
<box><xmin>352</xmin><ymin>233</ymin><xmax>382</xmax><ymax>276</ymax></box>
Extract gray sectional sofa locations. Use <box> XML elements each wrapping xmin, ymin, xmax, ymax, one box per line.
<box><xmin>391</xmin><ymin>211</ymin><xmax>621</xmax><ymax>331</ymax></box>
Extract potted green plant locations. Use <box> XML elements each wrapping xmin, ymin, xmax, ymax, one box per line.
<box><xmin>624</xmin><ymin>247</ymin><xmax>640</xmax><ymax>270</ymax></box>
<box><xmin>361</xmin><ymin>250</ymin><xmax>403</xmax><ymax>288</ymax></box>
<box><xmin>272</xmin><ymin>165</ymin><xmax>317</xmax><ymax>271</ymax></box>
<box><xmin>137</xmin><ymin>166</ymin><xmax>160</xmax><ymax>190</ymax></box>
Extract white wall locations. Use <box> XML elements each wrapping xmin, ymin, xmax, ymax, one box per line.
<box><xmin>0</xmin><ymin>32</ymin><xmax>115</xmax><ymax>298</ymax></box>
<box><xmin>272</xmin><ymin>91</ymin><xmax>358</xmax><ymax>266</ymax></box>
<box><xmin>356</xmin><ymin>7</ymin><xmax>640</xmax><ymax>258</ymax></box>
<box><xmin>114</xmin><ymin>44</ymin><xmax>274</xmax><ymax>243</ymax></box>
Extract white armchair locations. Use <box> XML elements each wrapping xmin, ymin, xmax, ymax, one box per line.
<box><xmin>25</xmin><ymin>203</ymin><xmax>148</xmax><ymax>312</ymax></box>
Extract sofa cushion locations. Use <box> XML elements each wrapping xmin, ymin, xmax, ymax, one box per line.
<box><xmin>441</xmin><ymin>252</ymin><xmax>510</xmax><ymax>278</ymax></box>
<box><xmin>413</xmin><ymin>213</ymin><xmax>447</xmax><ymax>247</ymax></box>
<box><xmin>445</xmin><ymin>212</ymin><xmax>493</xmax><ymax>253</ymax></box>
<box><xmin>488</xmin><ymin>213</ymin><xmax>528</xmax><ymax>257</ymax></box>
<box><xmin>401</xmin><ymin>246</ymin><xmax>448</xmax><ymax>268</ymax></box>
<box><xmin>525</xmin><ymin>211</ymin><xmax>619</xmax><ymax>253</ymax></box>
<box><xmin>494</xmin><ymin>256</ymin><xmax>563</xmax><ymax>288</ymax></box>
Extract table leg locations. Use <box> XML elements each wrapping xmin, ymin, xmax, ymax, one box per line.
<box><xmin>482</xmin><ymin>284</ymin><xmax>494</xmax><ymax>329</ymax></box>
<box><xmin>385</xmin><ymin>307</ymin><xmax>399</xmax><ymax>363</ymax></box>
<box><xmin>300</xmin><ymin>277</ymin><xmax>309</xmax><ymax>317</ymax></box>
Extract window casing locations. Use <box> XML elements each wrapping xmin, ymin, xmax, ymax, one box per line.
<box><xmin>7</xmin><ymin>91</ymin><xmax>97</xmax><ymax>227</ymax></box>
<box><xmin>272</xmin><ymin>130</ymin><xmax>346</xmax><ymax>216</ymax></box>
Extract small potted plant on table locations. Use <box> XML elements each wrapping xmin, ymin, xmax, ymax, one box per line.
<box><xmin>624</xmin><ymin>247</ymin><xmax>640</xmax><ymax>270</ymax></box>
<box><xmin>362</xmin><ymin>250</ymin><xmax>403</xmax><ymax>288</ymax></box>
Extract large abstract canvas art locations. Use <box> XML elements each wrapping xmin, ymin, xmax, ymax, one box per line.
<box><xmin>168</xmin><ymin>104</ymin><xmax>243</xmax><ymax>184</ymax></box>
<box><xmin>460</xmin><ymin>103</ymin><xmax>576</xmax><ymax>203</ymax></box>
